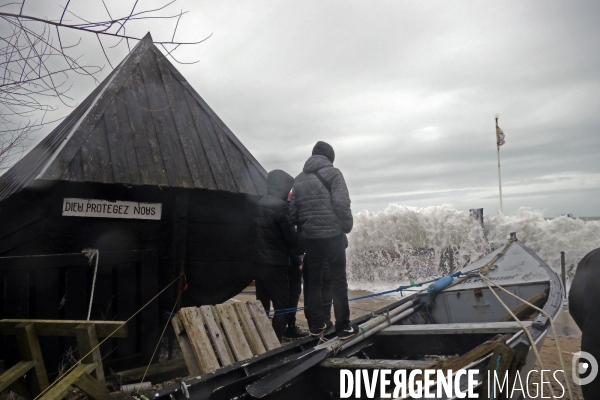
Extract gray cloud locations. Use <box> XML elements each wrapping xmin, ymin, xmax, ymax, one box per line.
<box><xmin>6</xmin><ymin>1</ymin><xmax>600</xmax><ymax>217</ymax></box>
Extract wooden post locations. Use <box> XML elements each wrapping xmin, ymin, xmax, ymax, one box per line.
<box><xmin>14</xmin><ymin>322</ymin><xmax>49</xmax><ymax>395</ymax></box>
<box><xmin>561</xmin><ymin>251</ymin><xmax>567</xmax><ymax>299</ymax></box>
<box><xmin>75</xmin><ymin>323</ymin><xmax>105</xmax><ymax>383</ymax></box>
<box><xmin>479</xmin><ymin>342</ymin><xmax>514</xmax><ymax>400</ymax></box>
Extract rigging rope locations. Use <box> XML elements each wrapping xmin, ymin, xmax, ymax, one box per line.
<box><xmin>268</xmin><ymin>237</ymin><xmax>518</xmax><ymax>317</ymax></box>
<box><xmin>479</xmin><ymin>272</ymin><xmax>573</xmax><ymax>400</ymax></box>
<box><xmin>479</xmin><ymin>272</ymin><xmax>561</xmax><ymax>400</ymax></box>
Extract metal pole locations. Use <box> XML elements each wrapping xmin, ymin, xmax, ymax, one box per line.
<box><xmin>497</xmin><ymin>146</ymin><xmax>503</xmax><ymax>214</ymax></box>
<box><xmin>561</xmin><ymin>251</ymin><xmax>567</xmax><ymax>299</ymax></box>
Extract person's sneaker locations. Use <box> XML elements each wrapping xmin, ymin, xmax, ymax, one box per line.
<box><xmin>285</xmin><ymin>325</ymin><xmax>309</xmax><ymax>339</ymax></box>
<box><xmin>309</xmin><ymin>323</ymin><xmax>327</xmax><ymax>336</ymax></box>
<box><xmin>324</xmin><ymin>320</ymin><xmax>333</xmax><ymax>331</ymax></box>
<box><xmin>337</xmin><ymin>324</ymin><xmax>359</xmax><ymax>340</ymax></box>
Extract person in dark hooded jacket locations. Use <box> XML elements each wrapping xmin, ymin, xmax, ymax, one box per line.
<box><xmin>569</xmin><ymin>247</ymin><xmax>600</xmax><ymax>399</ymax></box>
<box><xmin>252</xmin><ymin>170</ymin><xmax>308</xmax><ymax>340</ymax></box>
<box><xmin>290</xmin><ymin>141</ymin><xmax>357</xmax><ymax>339</ymax></box>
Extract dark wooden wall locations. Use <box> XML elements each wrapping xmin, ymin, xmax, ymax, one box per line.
<box><xmin>0</xmin><ymin>181</ymin><xmax>260</xmax><ymax>373</ymax></box>
<box><xmin>0</xmin><ymin>251</ymin><xmax>159</xmax><ymax>374</ymax></box>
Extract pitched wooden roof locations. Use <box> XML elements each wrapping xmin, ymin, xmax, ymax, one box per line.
<box><xmin>0</xmin><ymin>33</ymin><xmax>267</xmax><ymax>201</ymax></box>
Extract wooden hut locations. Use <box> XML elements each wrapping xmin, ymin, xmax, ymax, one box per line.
<box><xmin>0</xmin><ymin>33</ymin><xmax>266</xmax><ymax>372</ymax></box>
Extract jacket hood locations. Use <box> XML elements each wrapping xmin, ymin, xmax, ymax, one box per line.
<box><xmin>303</xmin><ymin>155</ymin><xmax>333</xmax><ymax>173</ymax></box>
<box><xmin>266</xmin><ymin>170</ymin><xmax>294</xmax><ymax>200</ymax></box>
<box><xmin>312</xmin><ymin>141</ymin><xmax>335</xmax><ymax>162</ymax></box>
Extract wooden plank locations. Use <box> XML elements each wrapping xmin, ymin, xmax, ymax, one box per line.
<box><xmin>63</xmin><ymin>149</ymin><xmax>85</xmax><ymax>182</ymax></box>
<box><xmin>38</xmin><ymin>362</ymin><xmax>96</xmax><ymax>400</ymax></box>
<box><xmin>114</xmin><ymin>357</ymin><xmax>188</xmax><ymax>383</ymax></box>
<box><xmin>120</xmin><ymin>69</ymin><xmax>160</xmax><ymax>186</ymax></box>
<box><xmin>214</xmin><ymin>304</ymin><xmax>253</xmax><ymax>362</ymax></box>
<box><xmin>480</xmin><ymin>343</ymin><xmax>515</xmax><ymax>400</ymax></box>
<box><xmin>15</xmin><ymin>322</ymin><xmax>49</xmax><ymax>395</ymax></box>
<box><xmin>116</xmin><ymin>263</ymin><xmax>137</xmax><ymax>358</ymax></box>
<box><xmin>40</xmin><ymin>36</ymin><xmax>154</xmax><ymax>181</ymax></box>
<box><xmin>114</xmin><ymin>87</ymin><xmax>142</xmax><ymax>186</ymax></box>
<box><xmin>157</xmin><ymin>50</ymin><xmax>267</xmax><ymax>183</ymax></box>
<box><xmin>75</xmin><ymin>324</ymin><xmax>105</xmax><ymax>383</ymax></box>
<box><xmin>178</xmin><ymin>307</ymin><xmax>220</xmax><ymax>374</ymax></box>
<box><xmin>246</xmin><ymin>301</ymin><xmax>280</xmax><ymax>351</ymax></box>
<box><xmin>0</xmin><ymin>320</ymin><xmax>128</xmax><ymax>338</ymax></box>
<box><xmin>498</xmin><ymin>292</ymin><xmax>547</xmax><ymax>322</ymax></box>
<box><xmin>73</xmin><ymin>372</ymin><xmax>111</xmax><ymax>400</ymax></box>
<box><xmin>506</xmin><ymin>342</ymin><xmax>530</xmax><ymax>394</ymax></box>
<box><xmin>156</xmin><ymin>55</ymin><xmax>216</xmax><ymax>190</ymax></box>
<box><xmin>210</xmin><ymin>306</ymin><xmax>235</xmax><ymax>364</ymax></box>
<box><xmin>139</xmin><ymin>252</ymin><xmax>159</xmax><ymax>364</ymax></box>
<box><xmin>0</xmin><ymin>205</ymin><xmax>45</xmax><ymax>241</ymax></box>
<box><xmin>211</xmin><ymin>121</ymin><xmax>255</xmax><ymax>194</ymax></box>
<box><xmin>199</xmin><ymin>306</ymin><xmax>233</xmax><ymax>367</ymax></box>
<box><xmin>441</xmin><ymin>333</ymin><xmax>513</xmax><ymax>373</ymax></box>
<box><xmin>171</xmin><ymin>315</ymin><xmax>202</xmax><ymax>377</ymax></box>
<box><xmin>34</xmin><ymin>268</ymin><xmax>61</xmax><ymax>371</ymax></box>
<box><xmin>65</xmin><ymin>266</ymin><xmax>88</xmax><ymax>321</ymax></box>
<box><xmin>3</xmin><ymin>271</ymin><xmax>30</xmax><ymax>369</ymax></box>
<box><xmin>320</xmin><ymin>357</ymin><xmax>436</xmax><ymax>370</ymax></box>
<box><xmin>81</xmin><ymin>118</ymin><xmax>113</xmax><ymax>183</ymax></box>
<box><xmin>0</xmin><ymin>220</ymin><xmax>47</xmax><ymax>255</ymax></box>
<box><xmin>185</xmin><ymin>91</ymin><xmax>237</xmax><ymax>193</ymax></box>
<box><xmin>233</xmin><ymin>303</ymin><xmax>266</xmax><ymax>356</ymax></box>
<box><xmin>378</xmin><ymin>321</ymin><xmax>532</xmax><ymax>335</ymax></box>
<box><xmin>0</xmin><ymin>250</ymin><xmax>147</xmax><ymax>272</ymax></box>
<box><xmin>127</xmin><ymin>64</ymin><xmax>169</xmax><ymax>186</ymax></box>
<box><xmin>246</xmin><ymin>160</ymin><xmax>267</xmax><ymax>195</ymax></box>
<box><xmin>0</xmin><ymin>360</ymin><xmax>36</xmax><ymax>392</ymax></box>
<box><xmin>104</xmin><ymin>99</ymin><xmax>131</xmax><ymax>183</ymax></box>
<box><xmin>138</xmin><ymin>49</ymin><xmax>192</xmax><ymax>188</ymax></box>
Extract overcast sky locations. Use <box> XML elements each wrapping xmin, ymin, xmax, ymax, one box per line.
<box><xmin>7</xmin><ymin>1</ymin><xmax>600</xmax><ymax>217</ymax></box>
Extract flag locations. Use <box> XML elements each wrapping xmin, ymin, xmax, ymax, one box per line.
<box><xmin>496</xmin><ymin>118</ymin><xmax>505</xmax><ymax>147</ymax></box>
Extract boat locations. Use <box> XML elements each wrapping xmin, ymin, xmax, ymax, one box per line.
<box><xmin>151</xmin><ymin>234</ymin><xmax>564</xmax><ymax>400</ymax></box>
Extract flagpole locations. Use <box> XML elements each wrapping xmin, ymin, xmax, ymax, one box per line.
<box><xmin>497</xmin><ymin>144</ymin><xmax>503</xmax><ymax>214</ymax></box>
<box><xmin>495</xmin><ymin>115</ymin><xmax>504</xmax><ymax>214</ymax></box>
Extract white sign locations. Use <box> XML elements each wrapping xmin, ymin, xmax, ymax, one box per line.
<box><xmin>62</xmin><ymin>198</ymin><xmax>162</xmax><ymax>220</ymax></box>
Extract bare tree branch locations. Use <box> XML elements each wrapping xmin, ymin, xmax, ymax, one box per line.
<box><xmin>0</xmin><ymin>0</ymin><xmax>209</xmax><ymax>172</ymax></box>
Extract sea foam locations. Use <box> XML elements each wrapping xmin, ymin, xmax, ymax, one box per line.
<box><xmin>346</xmin><ymin>205</ymin><xmax>600</xmax><ymax>292</ymax></box>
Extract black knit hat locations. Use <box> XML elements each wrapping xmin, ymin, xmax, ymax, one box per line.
<box><xmin>312</xmin><ymin>141</ymin><xmax>335</xmax><ymax>162</ymax></box>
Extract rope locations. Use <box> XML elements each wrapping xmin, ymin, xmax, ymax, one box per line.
<box><xmin>138</xmin><ymin>284</ymin><xmax>186</xmax><ymax>390</ymax></box>
<box><xmin>424</xmin><ymin>292</ymin><xmax>435</xmax><ymax>323</ymax></box>
<box><xmin>34</xmin><ymin>273</ymin><xmax>186</xmax><ymax>400</ymax></box>
<box><xmin>479</xmin><ymin>273</ymin><xmax>573</xmax><ymax>400</ymax></box>
<box><xmin>82</xmin><ymin>248</ymin><xmax>99</xmax><ymax>321</ymax></box>
<box><xmin>267</xmin><ymin>272</ymin><xmax>462</xmax><ymax>317</ymax></box>
<box><xmin>479</xmin><ymin>272</ymin><xmax>558</xmax><ymax>400</ymax></box>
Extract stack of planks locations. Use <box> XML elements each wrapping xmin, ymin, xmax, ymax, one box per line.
<box><xmin>172</xmin><ymin>300</ymin><xmax>280</xmax><ymax>376</ymax></box>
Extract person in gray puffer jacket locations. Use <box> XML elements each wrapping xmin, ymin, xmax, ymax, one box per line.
<box><xmin>290</xmin><ymin>141</ymin><xmax>357</xmax><ymax>339</ymax></box>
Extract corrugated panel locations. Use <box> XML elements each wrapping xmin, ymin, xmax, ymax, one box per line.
<box><xmin>0</xmin><ymin>33</ymin><xmax>267</xmax><ymax>202</ymax></box>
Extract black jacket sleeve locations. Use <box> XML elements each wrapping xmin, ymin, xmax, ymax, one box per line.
<box><xmin>331</xmin><ymin>169</ymin><xmax>353</xmax><ymax>233</ymax></box>
<box><xmin>277</xmin><ymin>203</ymin><xmax>297</xmax><ymax>253</ymax></box>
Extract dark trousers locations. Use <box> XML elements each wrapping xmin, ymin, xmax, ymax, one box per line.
<box><xmin>287</xmin><ymin>262</ymin><xmax>302</xmax><ymax>327</ymax></box>
<box><xmin>304</xmin><ymin>234</ymin><xmax>350</xmax><ymax>331</ymax></box>
<box><xmin>321</xmin><ymin>261</ymin><xmax>333</xmax><ymax>321</ymax></box>
<box><xmin>256</xmin><ymin>264</ymin><xmax>288</xmax><ymax>340</ymax></box>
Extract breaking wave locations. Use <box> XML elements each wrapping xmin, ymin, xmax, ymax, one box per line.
<box><xmin>346</xmin><ymin>205</ymin><xmax>600</xmax><ymax>292</ymax></box>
